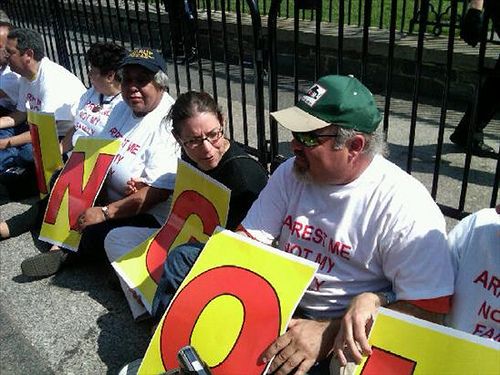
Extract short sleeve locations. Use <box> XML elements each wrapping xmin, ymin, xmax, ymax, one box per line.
<box><xmin>240</xmin><ymin>160</ymin><xmax>291</xmax><ymax>245</ymax></box>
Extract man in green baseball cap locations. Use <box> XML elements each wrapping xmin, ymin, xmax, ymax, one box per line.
<box><xmin>238</xmin><ymin>75</ymin><xmax>454</xmax><ymax>373</ymax></box>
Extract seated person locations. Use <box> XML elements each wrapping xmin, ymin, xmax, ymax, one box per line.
<box><xmin>0</xmin><ymin>12</ymin><xmax>21</xmax><ymax>171</ymax></box>
<box><xmin>153</xmin><ymin>75</ymin><xmax>455</xmax><ymax>374</ymax></box>
<box><xmin>0</xmin><ymin>41</ymin><xmax>127</xmax><ymax>241</ymax></box>
<box><xmin>0</xmin><ymin>28</ymin><xmax>86</xmax><ymax>199</ymax></box>
<box><xmin>19</xmin><ymin>48</ymin><xmax>180</xmax><ymax>279</ymax></box>
<box><xmin>334</xmin><ymin>204</ymin><xmax>499</xmax><ymax>370</ymax></box>
<box><xmin>104</xmin><ymin>90</ymin><xmax>269</xmax><ymax>319</ymax></box>
<box><xmin>446</xmin><ymin>205</ymin><xmax>499</xmax><ymax>340</ymax></box>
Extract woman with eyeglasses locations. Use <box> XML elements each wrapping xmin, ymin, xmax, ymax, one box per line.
<box><xmin>104</xmin><ymin>90</ymin><xmax>269</xmax><ymax>319</ymax></box>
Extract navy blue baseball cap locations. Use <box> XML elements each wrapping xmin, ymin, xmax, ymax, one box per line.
<box><xmin>120</xmin><ymin>48</ymin><xmax>166</xmax><ymax>73</ymax></box>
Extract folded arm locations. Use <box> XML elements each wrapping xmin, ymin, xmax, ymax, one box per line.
<box><xmin>76</xmin><ymin>185</ymin><xmax>172</xmax><ymax>231</ymax></box>
<box><xmin>0</xmin><ymin>110</ymin><xmax>27</xmax><ymax>129</ymax></box>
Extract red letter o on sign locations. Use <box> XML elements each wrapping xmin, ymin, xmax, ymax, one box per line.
<box><xmin>161</xmin><ymin>266</ymin><xmax>281</xmax><ymax>374</ymax></box>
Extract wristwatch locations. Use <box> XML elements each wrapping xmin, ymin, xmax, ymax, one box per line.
<box><xmin>377</xmin><ymin>291</ymin><xmax>396</xmax><ymax>306</ymax></box>
<box><xmin>101</xmin><ymin>206</ymin><xmax>110</xmax><ymax>220</ymax></box>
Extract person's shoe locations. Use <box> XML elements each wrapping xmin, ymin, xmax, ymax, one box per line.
<box><xmin>450</xmin><ymin>133</ymin><xmax>497</xmax><ymax>158</ymax></box>
<box><xmin>118</xmin><ymin>358</ymin><xmax>143</xmax><ymax>375</ymax></box>
<box><xmin>21</xmin><ymin>249</ymin><xmax>68</xmax><ymax>278</ymax></box>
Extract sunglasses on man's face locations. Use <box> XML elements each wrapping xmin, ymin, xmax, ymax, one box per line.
<box><xmin>292</xmin><ymin>131</ymin><xmax>338</xmax><ymax>147</ymax></box>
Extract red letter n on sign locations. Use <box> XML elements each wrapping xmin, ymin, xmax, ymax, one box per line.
<box><xmin>360</xmin><ymin>347</ymin><xmax>416</xmax><ymax>375</ymax></box>
<box><xmin>44</xmin><ymin>151</ymin><xmax>115</xmax><ymax>230</ymax></box>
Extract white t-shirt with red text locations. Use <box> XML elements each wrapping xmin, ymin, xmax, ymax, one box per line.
<box><xmin>0</xmin><ymin>65</ymin><xmax>20</xmax><ymax>110</ymax></box>
<box><xmin>446</xmin><ymin>208</ymin><xmax>499</xmax><ymax>341</ymax></box>
<box><xmin>99</xmin><ymin>92</ymin><xmax>179</xmax><ymax>224</ymax></box>
<box><xmin>71</xmin><ymin>87</ymin><xmax>122</xmax><ymax>147</ymax></box>
<box><xmin>241</xmin><ymin>155</ymin><xmax>454</xmax><ymax>319</ymax></box>
<box><xmin>16</xmin><ymin>57</ymin><xmax>86</xmax><ymax>136</ymax></box>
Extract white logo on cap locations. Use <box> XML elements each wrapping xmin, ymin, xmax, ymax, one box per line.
<box><xmin>301</xmin><ymin>83</ymin><xmax>326</xmax><ymax>107</ymax></box>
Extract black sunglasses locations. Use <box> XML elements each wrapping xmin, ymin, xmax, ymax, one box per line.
<box><xmin>292</xmin><ymin>131</ymin><xmax>338</xmax><ymax>147</ymax></box>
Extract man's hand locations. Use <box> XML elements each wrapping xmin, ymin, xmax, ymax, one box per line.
<box><xmin>0</xmin><ymin>138</ymin><xmax>9</xmax><ymax>150</ymax></box>
<box><xmin>125</xmin><ymin>177</ymin><xmax>147</xmax><ymax>195</ymax></box>
<box><xmin>76</xmin><ymin>207</ymin><xmax>106</xmax><ymax>232</ymax></box>
<box><xmin>261</xmin><ymin>318</ymin><xmax>336</xmax><ymax>375</ymax></box>
<box><xmin>332</xmin><ymin>293</ymin><xmax>381</xmax><ymax>366</ymax></box>
<box><xmin>460</xmin><ymin>8</ymin><xmax>483</xmax><ymax>46</ymax></box>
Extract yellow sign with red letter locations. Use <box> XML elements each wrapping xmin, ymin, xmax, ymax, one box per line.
<box><xmin>27</xmin><ymin>110</ymin><xmax>63</xmax><ymax>198</ymax></box>
<box><xmin>138</xmin><ymin>229</ymin><xmax>318</xmax><ymax>375</ymax></box>
<box><xmin>354</xmin><ymin>308</ymin><xmax>500</xmax><ymax>375</ymax></box>
<box><xmin>39</xmin><ymin>137</ymin><xmax>121</xmax><ymax>250</ymax></box>
<box><xmin>112</xmin><ymin>160</ymin><xmax>231</xmax><ymax>313</ymax></box>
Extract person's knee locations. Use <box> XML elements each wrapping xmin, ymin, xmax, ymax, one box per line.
<box><xmin>164</xmin><ymin>242</ymin><xmax>204</xmax><ymax>281</ymax></box>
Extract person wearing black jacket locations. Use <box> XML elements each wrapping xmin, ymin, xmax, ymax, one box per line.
<box><xmin>450</xmin><ymin>0</ymin><xmax>499</xmax><ymax>157</ymax></box>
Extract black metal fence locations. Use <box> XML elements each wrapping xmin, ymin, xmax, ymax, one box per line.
<box><xmin>1</xmin><ymin>0</ymin><xmax>498</xmax><ymax>219</ymax></box>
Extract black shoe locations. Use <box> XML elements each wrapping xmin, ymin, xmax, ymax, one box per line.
<box><xmin>21</xmin><ymin>249</ymin><xmax>68</xmax><ymax>278</ymax></box>
<box><xmin>450</xmin><ymin>133</ymin><xmax>497</xmax><ymax>158</ymax></box>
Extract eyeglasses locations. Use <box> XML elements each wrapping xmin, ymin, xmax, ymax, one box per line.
<box><xmin>292</xmin><ymin>131</ymin><xmax>338</xmax><ymax>147</ymax></box>
<box><xmin>182</xmin><ymin>127</ymin><xmax>224</xmax><ymax>149</ymax></box>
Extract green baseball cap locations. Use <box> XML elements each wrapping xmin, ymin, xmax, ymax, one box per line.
<box><xmin>270</xmin><ymin>75</ymin><xmax>382</xmax><ymax>134</ymax></box>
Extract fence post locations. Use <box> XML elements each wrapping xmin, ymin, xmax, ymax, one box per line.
<box><xmin>48</xmin><ymin>0</ymin><xmax>71</xmax><ymax>70</ymax></box>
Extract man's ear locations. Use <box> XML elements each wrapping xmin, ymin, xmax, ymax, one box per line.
<box><xmin>106</xmin><ymin>70</ymin><xmax>116</xmax><ymax>82</ymax></box>
<box><xmin>348</xmin><ymin>134</ymin><xmax>366</xmax><ymax>155</ymax></box>
<box><xmin>23</xmin><ymin>48</ymin><xmax>34</xmax><ymax>59</ymax></box>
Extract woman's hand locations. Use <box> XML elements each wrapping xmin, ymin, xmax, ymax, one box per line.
<box><xmin>125</xmin><ymin>177</ymin><xmax>147</xmax><ymax>195</ymax></box>
<box><xmin>76</xmin><ymin>207</ymin><xmax>107</xmax><ymax>232</ymax></box>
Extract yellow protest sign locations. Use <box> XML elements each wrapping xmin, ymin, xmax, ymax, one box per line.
<box><xmin>354</xmin><ymin>308</ymin><xmax>500</xmax><ymax>375</ymax></box>
<box><xmin>39</xmin><ymin>137</ymin><xmax>121</xmax><ymax>251</ymax></box>
<box><xmin>139</xmin><ymin>228</ymin><xmax>319</xmax><ymax>375</ymax></box>
<box><xmin>27</xmin><ymin>110</ymin><xmax>63</xmax><ymax>198</ymax></box>
<box><xmin>112</xmin><ymin>160</ymin><xmax>231</xmax><ymax>312</ymax></box>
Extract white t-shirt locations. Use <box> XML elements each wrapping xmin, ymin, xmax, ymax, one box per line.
<box><xmin>0</xmin><ymin>65</ymin><xmax>20</xmax><ymax>110</ymax></box>
<box><xmin>16</xmin><ymin>57</ymin><xmax>86</xmax><ymax>136</ymax></box>
<box><xmin>242</xmin><ymin>155</ymin><xmax>454</xmax><ymax>319</ymax></box>
<box><xmin>446</xmin><ymin>208</ymin><xmax>499</xmax><ymax>341</ymax></box>
<box><xmin>71</xmin><ymin>87</ymin><xmax>122</xmax><ymax>147</ymax></box>
<box><xmin>99</xmin><ymin>92</ymin><xmax>179</xmax><ymax>224</ymax></box>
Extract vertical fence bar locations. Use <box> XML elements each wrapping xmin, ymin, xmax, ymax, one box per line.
<box><xmin>114</xmin><ymin>0</ymin><xmax>126</xmax><ymax>46</ymax></box>
<box><xmin>66</xmin><ymin>0</ymin><xmax>87</xmax><ymax>84</ymax></box>
<box><xmin>48</xmin><ymin>0</ymin><xmax>70</xmax><ymax>69</ymax></box>
<box><xmin>220</xmin><ymin>0</ymin><xmax>235</xmax><ymax>139</ymax></box>
<box><xmin>105</xmin><ymin>0</ymin><xmax>116</xmax><ymax>42</ymax></box>
<box><xmin>163</xmin><ymin>0</ymin><xmax>181</xmax><ymax>96</ymax></box>
<box><xmin>457</xmin><ymin>12</ymin><xmax>493</xmax><ymax>213</ymax></box>
<box><xmin>406</xmin><ymin>0</ymin><xmax>429</xmax><ymax>173</ymax></box>
<box><xmin>144</xmin><ymin>0</ymin><xmax>154</xmax><ymax>48</ymax></box>
<box><xmin>88</xmin><ymin>0</ymin><xmax>102</xmax><ymax>41</ymax></box>
<box><xmin>314</xmin><ymin>0</ymin><xmax>321</xmax><ymax>80</ymax></box>
<box><xmin>268</xmin><ymin>0</ymin><xmax>280</xmax><ymax>163</ymax></box>
<box><xmin>133</xmin><ymin>0</ymin><xmax>145</xmax><ymax>47</ymax></box>
<box><xmin>57</xmin><ymin>0</ymin><xmax>78</xmax><ymax>74</ymax></box>
<box><xmin>96</xmin><ymin>0</ymin><xmax>108</xmax><ymax>41</ymax></box>
<box><xmin>236</xmin><ymin>0</ymin><xmax>249</xmax><ymax>143</ymax></box>
<box><xmin>123</xmin><ymin>0</ymin><xmax>134</xmax><ymax>48</ymax></box>
<box><xmin>337</xmin><ymin>0</ymin><xmax>345</xmax><ymax>74</ymax></box>
<box><xmin>382</xmin><ymin>0</ymin><xmax>397</xmax><ymax>136</ymax></box>
<box><xmin>293</xmin><ymin>4</ymin><xmax>299</xmax><ymax>103</ymax></box>
<box><xmin>205</xmin><ymin>0</ymin><xmax>219</xmax><ymax>102</ymax></box>
<box><xmin>81</xmin><ymin>0</ymin><xmax>95</xmax><ymax>46</ymax></box>
<box><xmin>246</xmin><ymin>0</ymin><xmax>267</xmax><ymax>164</ymax></box>
<box><xmin>431</xmin><ymin>0</ymin><xmax>458</xmax><ymax>199</ymax></box>
<box><xmin>360</xmin><ymin>0</ymin><xmax>372</xmax><ymax>82</ymax></box>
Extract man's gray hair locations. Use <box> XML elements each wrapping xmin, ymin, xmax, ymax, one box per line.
<box><xmin>153</xmin><ymin>70</ymin><xmax>169</xmax><ymax>91</ymax></box>
<box><xmin>333</xmin><ymin>126</ymin><xmax>388</xmax><ymax>157</ymax></box>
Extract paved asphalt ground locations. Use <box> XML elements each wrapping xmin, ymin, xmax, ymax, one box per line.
<box><xmin>0</xmin><ymin>64</ymin><xmax>498</xmax><ymax>374</ymax></box>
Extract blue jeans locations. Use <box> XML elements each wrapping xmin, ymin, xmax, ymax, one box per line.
<box><xmin>0</xmin><ymin>124</ymin><xmax>34</xmax><ymax>172</ymax></box>
<box><xmin>151</xmin><ymin>242</ymin><xmax>205</xmax><ymax>320</ymax></box>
